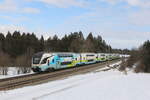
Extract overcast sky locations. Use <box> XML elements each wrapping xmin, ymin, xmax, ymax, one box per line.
<box><xmin>0</xmin><ymin>0</ymin><xmax>150</xmax><ymax>49</ymax></box>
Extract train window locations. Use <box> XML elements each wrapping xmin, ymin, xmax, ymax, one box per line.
<box><xmin>47</xmin><ymin>60</ymin><xmax>49</xmax><ymax>66</ymax></box>
<box><xmin>33</xmin><ymin>57</ymin><xmax>41</xmax><ymax>64</ymax></box>
<box><xmin>58</xmin><ymin>54</ymin><xmax>73</xmax><ymax>58</ymax></box>
<box><xmin>41</xmin><ymin>57</ymin><xmax>49</xmax><ymax>64</ymax></box>
<box><xmin>88</xmin><ymin>59</ymin><xmax>94</xmax><ymax>62</ymax></box>
<box><xmin>52</xmin><ymin>59</ymin><xmax>54</xmax><ymax>63</ymax></box>
<box><xmin>101</xmin><ymin>54</ymin><xmax>105</xmax><ymax>56</ymax></box>
<box><xmin>86</xmin><ymin>54</ymin><xmax>94</xmax><ymax>56</ymax></box>
<box><xmin>61</xmin><ymin>62</ymin><xmax>72</xmax><ymax>65</ymax></box>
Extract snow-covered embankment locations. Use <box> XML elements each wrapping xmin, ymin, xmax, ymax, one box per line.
<box><xmin>0</xmin><ymin>61</ymin><xmax>150</xmax><ymax>100</ymax></box>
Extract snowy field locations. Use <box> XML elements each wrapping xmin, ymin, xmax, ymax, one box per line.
<box><xmin>0</xmin><ymin>62</ymin><xmax>150</xmax><ymax>100</ymax></box>
<box><xmin>0</xmin><ymin>67</ymin><xmax>33</xmax><ymax>79</ymax></box>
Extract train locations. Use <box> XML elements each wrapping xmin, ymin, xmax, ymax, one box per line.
<box><xmin>31</xmin><ymin>52</ymin><xmax>122</xmax><ymax>72</ymax></box>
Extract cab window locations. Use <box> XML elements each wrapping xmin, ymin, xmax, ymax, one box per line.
<box><xmin>33</xmin><ymin>57</ymin><xmax>41</xmax><ymax>64</ymax></box>
<box><xmin>41</xmin><ymin>57</ymin><xmax>49</xmax><ymax>64</ymax></box>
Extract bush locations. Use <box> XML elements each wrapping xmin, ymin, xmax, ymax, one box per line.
<box><xmin>119</xmin><ymin>59</ymin><xmax>127</xmax><ymax>71</ymax></box>
<box><xmin>127</xmin><ymin>40</ymin><xmax>150</xmax><ymax>73</ymax></box>
<box><xmin>134</xmin><ymin>61</ymin><xmax>145</xmax><ymax>73</ymax></box>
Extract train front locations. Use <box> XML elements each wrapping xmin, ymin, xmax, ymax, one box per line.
<box><xmin>32</xmin><ymin>52</ymin><xmax>44</xmax><ymax>72</ymax></box>
<box><xmin>32</xmin><ymin>52</ymin><xmax>54</xmax><ymax>72</ymax></box>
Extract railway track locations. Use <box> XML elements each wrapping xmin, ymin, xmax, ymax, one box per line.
<box><xmin>0</xmin><ymin>59</ymin><xmax>121</xmax><ymax>91</ymax></box>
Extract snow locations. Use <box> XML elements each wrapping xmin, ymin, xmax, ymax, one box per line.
<box><xmin>0</xmin><ymin>67</ymin><xmax>33</xmax><ymax>79</ymax></box>
<box><xmin>0</xmin><ymin>61</ymin><xmax>150</xmax><ymax>100</ymax></box>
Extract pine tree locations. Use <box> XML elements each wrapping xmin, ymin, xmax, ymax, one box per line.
<box><xmin>39</xmin><ymin>35</ymin><xmax>45</xmax><ymax>51</ymax></box>
<box><xmin>59</xmin><ymin>34</ymin><xmax>69</xmax><ymax>52</ymax></box>
<box><xmin>4</xmin><ymin>31</ymin><xmax>13</xmax><ymax>56</ymax></box>
<box><xmin>84</xmin><ymin>33</ymin><xmax>95</xmax><ymax>52</ymax></box>
<box><xmin>142</xmin><ymin>40</ymin><xmax>150</xmax><ymax>72</ymax></box>
<box><xmin>0</xmin><ymin>33</ymin><xmax>5</xmax><ymax>52</ymax></box>
<box><xmin>11</xmin><ymin>31</ymin><xmax>22</xmax><ymax>57</ymax></box>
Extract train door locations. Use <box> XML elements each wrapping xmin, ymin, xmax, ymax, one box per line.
<box><xmin>56</xmin><ymin>56</ymin><xmax>60</xmax><ymax>69</ymax></box>
<box><xmin>96</xmin><ymin>54</ymin><xmax>98</xmax><ymax>62</ymax></box>
<box><xmin>80</xmin><ymin>54</ymin><xmax>82</xmax><ymax>63</ymax></box>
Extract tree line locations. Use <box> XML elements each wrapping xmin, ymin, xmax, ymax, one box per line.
<box><xmin>120</xmin><ymin>40</ymin><xmax>150</xmax><ymax>73</ymax></box>
<box><xmin>0</xmin><ymin>31</ymin><xmax>112</xmax><ymax>67</ymax></box>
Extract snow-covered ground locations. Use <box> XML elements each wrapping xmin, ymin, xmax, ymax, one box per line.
<box><xmin>0</xmin><ymin>67</ymin><xmax>33</xmax><ymax>79</ymax></box>
<box><xmin>0</xmin><ymin>62</ymin><xmax>150</xmax><ymax>100</ymax></box>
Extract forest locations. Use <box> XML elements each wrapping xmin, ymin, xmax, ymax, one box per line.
<box><xmin>0</xmin><ymin>31</ymin><xmax>116</xmax><ymax>67</ymax></box>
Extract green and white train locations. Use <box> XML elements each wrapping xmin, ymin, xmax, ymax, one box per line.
<box><xmin>31</xmin><ymin>52</ymin><xmax>120</xmax><ymax>72</ymax></box>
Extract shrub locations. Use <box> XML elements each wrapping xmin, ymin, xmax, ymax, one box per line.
<box><xmin>127</xmin><ymin>40</ymin><xmax>150</xmax><ymax>73</ymax></box>
<box><xmin>119</xmin><ymin>59</ymin><xmax>127</xmax><ymax>71</ymax></box>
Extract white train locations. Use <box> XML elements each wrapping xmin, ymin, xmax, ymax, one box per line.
<box><xmin>32</xmin><ymin>52</ymin><xmax>124</xmax><ymax>72</ymax></box>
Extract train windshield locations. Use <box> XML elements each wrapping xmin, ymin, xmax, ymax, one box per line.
<box><xmin>101</xmin><ymin>54</ymin><xmax>105</xmax><ymax>56</ymax></box>
<box><xmin>33</xmin><ymin>57</ymin><xmax>41</xmax><ymax>64</ymax></box>
<box><xmin>32</xmin><ymin>52</ymin><xmax>44</xmax><ymax>64</ymax></box>
<box><xmin>40</xmin><ymin>56</ymin><xmax>53</xmax><ymax>64</ymax></box>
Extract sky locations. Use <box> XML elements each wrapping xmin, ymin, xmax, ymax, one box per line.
<box><xmin>0</xmin><ymin>0</ymin><xmax>150</xmax><ymax>49</ymax></box>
